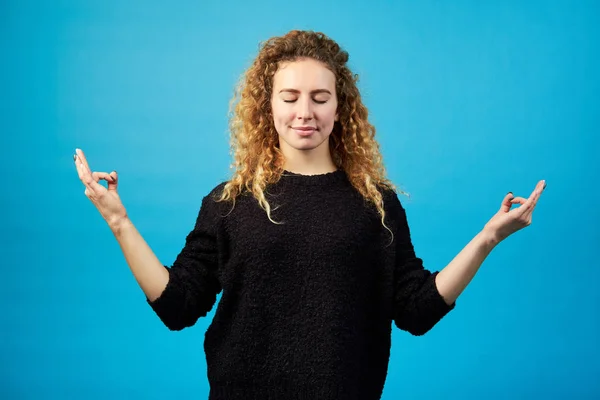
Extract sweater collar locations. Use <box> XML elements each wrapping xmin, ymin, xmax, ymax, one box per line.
<box><xmin>279</xmin><ymin>169</ymin><xmax>348</xmax><ymax>186</ymax></box>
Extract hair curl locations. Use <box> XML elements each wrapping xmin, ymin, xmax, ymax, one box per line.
<box><xmin>217</xmin><ymin>30</ymin><xmax>408</xmax><ymax>236</ymax></box>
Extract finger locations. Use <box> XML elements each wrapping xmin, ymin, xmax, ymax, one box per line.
<box><xmin>92</xmin><ymin>171</ymin><xmax>118</xmax><ymax>190</ymax></box>
<box><xmin>107</xmin><ymin>171</ymin><xmax>118</xmax><ymax>191</ymax></box>
<box><xmin>75</xmin><ymin>157</ymin><xmax>104</xmax><ymax>192</ymax></box>
<box><xmin>83</xmin><ymin>170</ymin><xmax>105</xmax><ymax>193</ymax></box>
<box><xmin>75</xmin><ymin>148</ymin><xmax>92</xmax><ymax>173</ymax></box>
<box><xmin>509</xmin><ymin>196</ymin><xmax>528</xmax><ymax>206</ymax></box>
<box><xmin>74</xmin><ymin>156</ymin><xmax>95</xmax><ymax>189</ymax></box>
<box><xmin>529</xmin><ymin>179</ymin><xmax>546</xmax><ymax>203</ymax></box>
<box><xmin>74</xmin><ymin>152</ymin><xmax>90</xmax><ymax>182</ymax></box>
<box><xmin>500</xmin><ymin>192</ymin><xmax>515</xmax><ymax>213</ymax></box>
<box><xmin>74</xmin><ymin>154</ymin><xmax>85</xmax><ymax>180</ymax></box>
<box><xmin>507</xmin><ymin>197</ymin><xmax>530</xmax><ymax>220</ymax></box>
<box><xmin>522</xmin><ymin>180</ymin><xmax>546</xmax><ymax>217</ymax></box>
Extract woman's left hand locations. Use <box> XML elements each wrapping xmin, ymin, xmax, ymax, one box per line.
<box><xmin>483</xmin><ymin>180</ymin><xmax>547</xmax><ymax>244</ymax></box>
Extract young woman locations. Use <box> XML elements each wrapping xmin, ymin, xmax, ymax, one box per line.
<box><xmin>74</xmin><ymin>30</ymin><xmax>546</xmax><ymax>399</ymax></box>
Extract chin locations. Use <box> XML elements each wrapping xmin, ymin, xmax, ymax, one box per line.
<box><xmin>290</xmin><ymin>137</ymin><xmax>329</xmax><ymax>151</ymax></box>
<box><xmin>294</xmin><ymin>144</ymin><xmax>321</xmax><ymax>151</ymax></box>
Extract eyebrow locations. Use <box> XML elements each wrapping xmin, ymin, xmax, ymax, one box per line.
<box><xmin>278</xmin><ymin>88</ymin><xmax>332</xmax><ymax>95</ymax></box>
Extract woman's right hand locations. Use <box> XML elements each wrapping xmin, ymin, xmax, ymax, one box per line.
<box><xmin>74</xmin><ymin>148</ymin><xmax>129</xmax><ymax>229</ymax></box>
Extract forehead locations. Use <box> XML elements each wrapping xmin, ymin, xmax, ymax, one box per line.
<box><xmin>272</xmin><ymin>58</ymin><xmax>336</xmax><ymax>90</ymax></box>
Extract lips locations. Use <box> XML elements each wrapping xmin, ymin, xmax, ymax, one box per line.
<box><xmin>292</xmin><ymin>127</ymin><xmax>316</xmax><ymax>137</ymax></box>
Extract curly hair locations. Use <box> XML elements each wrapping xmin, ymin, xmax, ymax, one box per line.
<box><xmin>217</xmin><ymin>29</ymin><xmax>408</xmax><ymax>236</ymax></box>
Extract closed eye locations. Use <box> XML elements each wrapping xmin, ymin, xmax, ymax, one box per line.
<box><xmin>283</xmin><ymin>99</ymin><xmax>328</xmax><ymax>104</ymax></box>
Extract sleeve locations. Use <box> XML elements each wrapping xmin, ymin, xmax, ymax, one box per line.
<box><xmin>146</xmin><ymin>194</ymin><xmax>223</xmax><ymax>331</ymax></box>
<box><xmin>387</xmin><ymin>191</ymin><xmax>455</xmax><ymax>336</ymax></box>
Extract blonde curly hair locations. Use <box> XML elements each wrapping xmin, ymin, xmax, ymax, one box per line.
<box><xmin>217</xmin><ymin>29</ymin><xmax>407</xmax><ymax>234</ymax></box>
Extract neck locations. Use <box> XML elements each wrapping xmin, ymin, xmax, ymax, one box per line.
<box><xmin>282</xmin><ymin>151</ymin><xmax>337</xmax><ymax>176</ymax></box>
<box><xmin>280</xmin><ymin>137</ymin><xmax>337</xmax><ymax>175</ymax></box>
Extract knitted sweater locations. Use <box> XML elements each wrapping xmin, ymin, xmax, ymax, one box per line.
<box><xmin>147</xmin><ymin>169</ymin><xmax>455</xmax><ymax>400</ymax></box>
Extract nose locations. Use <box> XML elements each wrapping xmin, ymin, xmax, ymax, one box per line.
<box><xmin>296</xmin><ymin>97</ymin><xmax>313</xmax><ymax>121</ymax></box>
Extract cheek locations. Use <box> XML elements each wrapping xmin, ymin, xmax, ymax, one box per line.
<box><xmin>320</xmin><ymin>107</ymin><xmax>338</xmax><ymax>124</ymax></box>
<box><xmin>272</xmin><ymin>104</ymin><xmax>294</xmax><ymax>124</ymax></box>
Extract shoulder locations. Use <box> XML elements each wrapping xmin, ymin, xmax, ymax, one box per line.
<box><xmin>205</xmin><ymin>181</ymin><xmax>229</xmax><ymax>201</ymax></box>
<box><xmin>378</xmin><ymin>184</ymin><xmax>404</xmax><ymax>209</ymax></box>
<box><xmin>190</xmin><ymin>180</ymin><xmax>231</xmax><ymax>217</ymax></box>
<box><xmin>188</xmin><ymin>181</ymin><xmax>233</xmax><ymax>229</ymax></box>
<box><xmin>376</xmin><ymin>184</ymin><xmax>410</xmax><ymax>228</ymax></box>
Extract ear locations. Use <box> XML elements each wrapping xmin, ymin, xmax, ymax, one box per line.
<box><xmin>335</xmin><ymin>112</ymin><xmax>339</xmax><ymax>121</ymax></box>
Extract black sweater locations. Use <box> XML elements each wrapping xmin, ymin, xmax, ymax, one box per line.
<box><xmin>147</xmin><ymin>169</ymin><xmax>455</xmax><ymax>399</ymax></box>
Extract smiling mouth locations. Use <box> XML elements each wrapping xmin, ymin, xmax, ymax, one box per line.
<box><xmin>292</xmin><ymin>127</ymin><xmax>316</xmax><ymax>136</ymax></box>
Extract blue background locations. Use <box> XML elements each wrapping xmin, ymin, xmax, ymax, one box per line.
<box><xmin>2</xmin><ymin>0</ymin><xmax>599</xmax><ymax>398</ymax></box>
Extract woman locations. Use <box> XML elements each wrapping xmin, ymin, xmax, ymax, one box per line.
<box><xmin>74</xmin><ymin>30</ymin><xmax>546</xmax><ymax>399</ymax></box>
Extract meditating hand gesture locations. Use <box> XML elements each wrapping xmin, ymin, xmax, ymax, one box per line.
<box><xmin>483</xmin><ymin>179</ymin><xmax>547</xmax><ymax>244</ymax></box>
<box><xmin>73</xmin><ymin>148</ymin><xmax>128</xmax><ymax>229</ymax></box>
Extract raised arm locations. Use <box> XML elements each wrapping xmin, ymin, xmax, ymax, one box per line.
<box><xmin>74</xmin><ymin>149</ymin><xmax>169</xmax><ymax>300</ymax></box>
<box><xmin>74</xmin><ymin>148</ymin><xmax>222</xmax><ymax>330</ymax></box>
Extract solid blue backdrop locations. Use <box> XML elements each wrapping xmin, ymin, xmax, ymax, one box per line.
<box><xmin>2</xmin><ymin>0</ymin><xmax>598</xmax><ymax>398</ymax></box>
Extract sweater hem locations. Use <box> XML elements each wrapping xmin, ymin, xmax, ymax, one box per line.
<box><xmin>208</xmin><ymin>380</ymin><xmax>381</xmax><ymax>400</ymax></box>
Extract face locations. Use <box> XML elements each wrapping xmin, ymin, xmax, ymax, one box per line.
<box><xmin>270</xmin><ymin>58</ymin><xmax>339</xmax><ymax>158</ymax></box>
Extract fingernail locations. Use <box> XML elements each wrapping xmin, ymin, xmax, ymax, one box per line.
<box><xmin>73</xmin><ymin>154</ymin><xmax>77</xmax><ymax>161</ymax></box>
<box><xmin>507</xmin><ymin>191</ymin><xmax>513</xmax><ymax>196</ymax></box>
<box><xmin>543</xmin><ymin>181</ymin><xmax>547</xmax><ymax>190</ymax></box>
